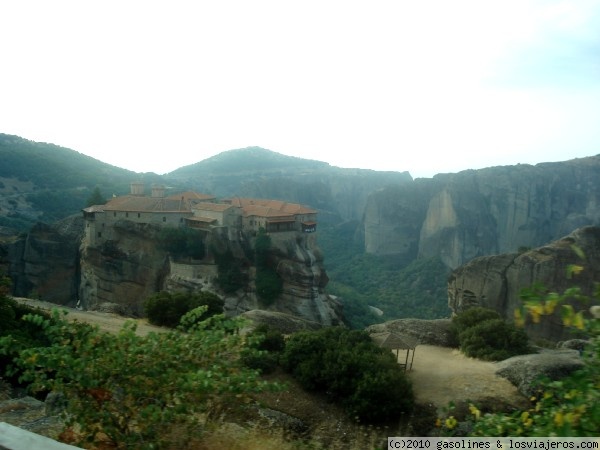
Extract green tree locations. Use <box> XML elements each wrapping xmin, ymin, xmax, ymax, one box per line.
<box><xmin>214</xmin><ymin>248</ymin><xmax>247</xmax><ymax>293</ymax></box>
<box><xmin>85</xmin><ymin>186</ymin><xmax>106</xmax><ymax>207</ymax></box>
<box><xmin>253</xmin><ymin>228</ymin><xmax>282</xmax><ymax>304</ymax></box>
<box><xmin>158</xmin><ymin>227</ymin><xmax>205</xmax><ymax>260</ymax></box>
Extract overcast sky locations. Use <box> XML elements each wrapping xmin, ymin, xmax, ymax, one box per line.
<box><xmin>2</xmin><ymin>1</ymin><xmax>599</xmax><ymax>178</ymax></box>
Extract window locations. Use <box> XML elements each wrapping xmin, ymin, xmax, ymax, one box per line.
<box><xmin>163</xmin><ymin>216</ymin><xmax>166</xmax><ymax>222</ymax></box>
<box><xmin>97</xmin><ymin>232</ymin><xmax>102</xmax><ymax>238</ymax></box>
<box><xmin>126</xmin><ymin>212</ymin><xmax>129</xmax><ymax>218</ymax></box>
<box><xmin>113</xmin><ymin>212</ymin><xmax>117</xmax><ymax>217</ymax></box>
<box><xmin>138</xmin><ymin>213</ymin><xmax>141</xmax><ymax>218</ymax></box>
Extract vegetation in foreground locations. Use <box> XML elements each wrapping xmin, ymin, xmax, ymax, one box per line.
<box><xmin>0</xmin><ymin>275</ymin><xmax>414</xmax><ymax>448</ymax></box>
<box><xmin>438</xmin><ymin>261</ymin><xmax>600</xmax><ymax>437</ymax></box>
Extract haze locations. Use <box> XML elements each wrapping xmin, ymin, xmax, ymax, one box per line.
<box><xmin>1</xmin><ymin>0</ymin><xmax>599</xmax><ymax>178</ymax></box>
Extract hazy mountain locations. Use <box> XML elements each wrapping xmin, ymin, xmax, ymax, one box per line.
<box><xmin>167</xmin><ymin>146</ymin><xmax>412</xmax><ymax>222</ymax></box>
<box><xmin>0</xmin><ymin>134</ymin><xmax>167</xmax><ymax>231</ymax></box>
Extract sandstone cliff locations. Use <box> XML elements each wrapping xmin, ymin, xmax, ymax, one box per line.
<box><xmin>79</xmin><ymin>220</ymin><xmax>171</xmax><ymax>315</ymax></box>
<box><xmin>447</xmin><ymin>226</ymin><xmax>600</xmax><ymax>341</ymax></box>
<box><xmin>166</xmin><ymin>230</ymin><xmax>343</xmax><ymax>326</ymax></box>
<box><xmin>365</xmin><ymin>156</ymin><xmax>600</xmax><ymax>268</ymax></box>
<box><xmin>4</xmin><ymin>216</ymin><xmax>83</xmax><ymax>305</ymax></box>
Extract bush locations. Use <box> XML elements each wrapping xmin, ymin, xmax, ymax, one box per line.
<box><xmin>241</xmin><ymin>325</ymin><xmax>285</xmax><ymax>374</ymax></box>
<box><xmin>281</xmin><ymin>327</ymin><xmax>414</xmax><ymax>423</ymax></box>
<box><xmin>1</xmin><ymin>310</ymin><xmax>273</xmax><ymax>448</ymax></box>
<box><xmin>451</xmin><ymin>307</ymin><xmax>529</xmax><ymax>361</ymax></box>
<box><xmin>144</xmin><ymin>291</ymin><xmax>223</xmax><ymax>328</ymax></box>
<box><xmin>459</xmin><ymin>318</ymin><xmax>530</xmax><ymax>361</ymax></box>
<box><xmin>450</xmin><ymin>307</ymin><xmax>502</xmax><ymax>342</ymax></box>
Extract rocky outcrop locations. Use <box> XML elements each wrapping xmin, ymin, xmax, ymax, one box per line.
<box><xmin>76</xmin><ymin>218</ymin><xmax>343</xmax><ymax>325</ymax></box>
<box><xmin>79</xmin><ymin>220</ymin><xmax>170</xmax><ymax>316</ymax></box>
<box><xmin>5</xmin><ymin>216</ymin><xmax>83</xmax><ymax>305</ymax></box>
<box><xmin>366</xmin><ymin>318</ymin><xmax>454</xmax><ymax>347</ymax></box>
<box><xmin>364</xmin><ymin>156</ymin><xmax>600</xmax><ymax>268</ymax></box>
<box><xmin>448</xmin><ymin>226</ymin><xmax>600</xmax><ymax>341</ymax></box>
<box><xmin>495</xmin><ymin>349</ymin><xmax>585</xmax><ymax>397</ymax></box>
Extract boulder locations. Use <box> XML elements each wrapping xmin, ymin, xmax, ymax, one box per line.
<box><xmin>495</xmin><ymin>349</ymin><xmax>585</xmax><ymax>397</ymax></box>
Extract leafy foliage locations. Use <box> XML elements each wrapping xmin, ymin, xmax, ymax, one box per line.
<box><xmin>450</xmin><ymin>307</ymin><xmax>530</xmax><ymax>361</ymax></box>
<box><xmin>213</xmin><ymin>248</ymin><xmax>247</xmax><ymax>293</ymax></box>
<box><xmin>459</xmin><ymin>319</ymin><xmax>530</xmax><ymax>361</ymax></box>
<box><xmin>1</xmin><ymin>309</ymin><xmax>272</xmax><ymax>448</ymax></box>
<box><xmin>241</xmin><ymin>324</ymin><xmax>285</xmax><ymax>375</ymax></box>
<box><xmin>85</xmin><ymin>186</ymin><xmax>106</xmax><ymax>207</ymax></box>
<box><xmin>281</xmin><ymin>326</ymin><xmax>414</xmax><ymax>423</ymax></box>
<box><xmin>0</xmin><ymin>277</ymin><xmax>53</xmax><ymax>385</ymax></box>
<box><xmin>157</xmin><ymin>227</ymin><xmax>205</xmax><ymax>260</ymax></box>
<box><xmin>469</xmin><ymin>282</ymin><xmax>600</xmax><ymax>436</ymax></box>
<box><xmin>144</xmin><ymin>291</ymin><xmax>223</xmax><ymax>328</ymax></box>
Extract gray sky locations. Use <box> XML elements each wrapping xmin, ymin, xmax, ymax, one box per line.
<box><xmin>2</xmin><ymin>0</ymin><xmax>599</xmax><ymax>178</ymax></box>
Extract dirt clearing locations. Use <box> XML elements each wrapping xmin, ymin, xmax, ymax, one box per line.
<box><xmin>12</xmin><ymin>297</ymin><xmax>166</xmax><ymax>336</ymax></box>
<box><xmin>406</xmin><ymin>344</ymin><xmax>529</xmax><ymax>412</ymax></box>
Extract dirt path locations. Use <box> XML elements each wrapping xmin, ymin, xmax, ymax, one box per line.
<box><xmin>12</xmin><ymin>298</ymin><xmax>166</xmax><ymax>336</ymax></box>
<box><xmin>406</xmin><ymin>344</ymin><xmax>528</xmax><ymax>411</ymax></box>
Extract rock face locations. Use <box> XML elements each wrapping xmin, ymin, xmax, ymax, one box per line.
<box><xmin>448</xmin><ymin>226</ymin><xmax>600</xmax><ymax>341</ymax></box>
<box><xmin>179</xmin><ymin>231</ymin><xmax>344</xmax><ymax>326</ymax></box>
<box><xmin>364</xmin><ymin>156</ymin><xmax>600</xmax><ymax>268</ymax></box>
<box><xmin>4</xmin><ymin>214</ymin><xmax>343</xmax><ymax>326</ymax></box>
<box><xmin>79</xmin><ymin>220</ymin><xmax>170</xmax><ymax>315</ymax></box>
<box><xmin>5</xmin><ymin>216</ymin><xmax>83</xmax><ymax>305</ymax></box>
<box><xmin>77</xmin><ymin>220</ymin><xmax>343</xmax><ymax>325</ymax></box>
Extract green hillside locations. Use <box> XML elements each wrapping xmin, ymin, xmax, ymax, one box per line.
<box><xmin>0</xmin><ymin>134</ymin><xmax>166</xmax><ymax>230</ymax></box>
<box><xmin>168</xmin><ymin>146</ymin><xmax>329</xmax><ymax>178</ymax></box>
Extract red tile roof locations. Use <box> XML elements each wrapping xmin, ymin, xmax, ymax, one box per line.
<box><xmin>225</xmin><ymin>198</ymin><xmax>317</xmax><ymax>216</ymax></box>
<box><xmin>192</xmin><ymin>202</ymin><xmax>235</xmax><ymax>213</ymax></box>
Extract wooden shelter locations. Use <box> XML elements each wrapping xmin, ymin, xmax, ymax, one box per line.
<box><xmin>370</xmin><ymin>332</ymin><xmax>419</xmax><ymax>372</ymax></box>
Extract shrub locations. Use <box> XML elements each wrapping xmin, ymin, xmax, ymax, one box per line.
<box><xmin>450</xmin><ymin>307</ymin><xmax>502</xmax><ymax>343</ymax></box>
<box><xmin>451</xmin><ymin>307</ymin><xmax>529</xmax><ymax>361</ymax></box>
<box><xmin>2</xmin><ymin>310</ymin><xmax>274</xmax><ymax>448</ymax></box>
<box><xmin>281</xmin><ymin>327</ymin><xmax>414</xmax><ymax>423</ymax></box>
<box><xmin>144</xmin><ymin>291</ymin><xmax>223</xmax><ymax>328</ymax></box>
<box><xmin>241</xmin><ymin>325</ymin><xmax>285</xmax><ymax>374</ymax></box>
<box><xmin>459</xmin><ymin>318</ymin><xmax>530</xmax><ymax>361</ymax></box>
